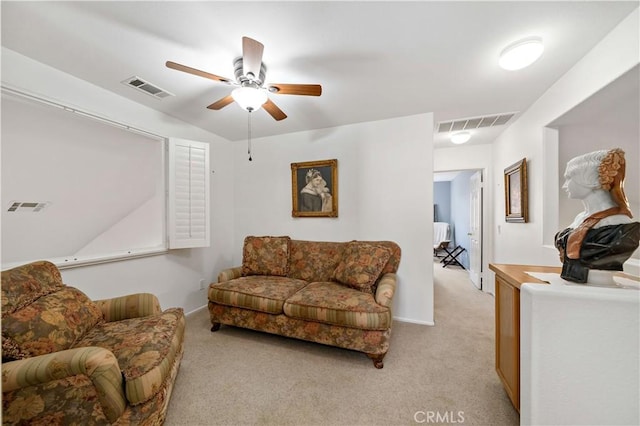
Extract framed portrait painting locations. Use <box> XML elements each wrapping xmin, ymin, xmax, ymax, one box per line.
<box><xmin>504</xmin><ymin>158</ymin><xmax>528</xmax><ymax>223</ymax></box>
<box><xmin>291</xmin><ymin>159</ymin><xmax>338</xmax><ymax>217</ymax></box>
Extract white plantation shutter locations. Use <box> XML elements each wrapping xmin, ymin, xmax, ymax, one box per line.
<box><xmin>168</xmin><ymin>138</ymin><xmax>210</xmax><ymax>248</ymax></box>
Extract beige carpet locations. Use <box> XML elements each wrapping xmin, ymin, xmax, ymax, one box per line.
<box><xmin>164</xmin><ymin>261</ymin><xmax>519</xmax><ymax>426</ymax></box>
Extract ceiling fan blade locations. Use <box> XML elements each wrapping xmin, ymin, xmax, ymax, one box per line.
<box><xmin>267</xmin><ymin>84</ymin><xmax>322</xmax><ymax>96</ymax></box>
<box><xmin>263</xmin><ymin>98</ymin><xmax>287</xmax><ymax>121</ymax></box>
<box><xmin>166</xmin><ymin>61</ymin><xmax>232</xmax><ymax>84</ymax></box>
<box><xmin>207</xmin><ymin>94</ymin><xmax>235</xmax><ymax>110</ymax></box>
<box><xmin>242</xmin><ymin>37</ymin><xmax>264</xmax><ymax>81</ymax></box>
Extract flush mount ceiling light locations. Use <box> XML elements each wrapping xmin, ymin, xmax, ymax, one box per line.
<box><xmin>231</xmin><ymin>86</ymin><xmax>268</xmax><ymax>112</ymax></box>
<box><xmin>499</xmin><ymin>37</ymin><xmax>544</xmax><ymax>71</ymax></box>
<box><xmin>451</xmin><ymin>131</ymin><xmax>471</xmax><ymax>145</ymax></box>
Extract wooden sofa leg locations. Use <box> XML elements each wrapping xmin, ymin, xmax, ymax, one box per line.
<box><xmin>367</xmin><ymin>353</ymin><xmax>385</xmax><ymax>369</ymax></box>
<box><xmin>211</xmin><ymin>322</ymin><xmax>221</xmax><ymax>332</ymax></box>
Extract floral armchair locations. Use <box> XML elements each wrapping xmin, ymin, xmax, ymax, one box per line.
<box><xmin>1</xmin><ymin>261</ymin><xmax>185</xmax><ymax>425</ymax></box>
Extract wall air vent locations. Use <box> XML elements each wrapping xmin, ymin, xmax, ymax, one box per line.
<box><xmin>7</xmin><ymin>201</ymin><xmax>51</xmax><ymax>213</ymax></box>
<box><xmin>437</xmin><ymin>112</ymin><xmax>517</xmax><ymax>133</ymax></box>
<box><xmin>122</xmin><ymin>76</ymin><xmax>174</xmax><ymax>99</ymax></box>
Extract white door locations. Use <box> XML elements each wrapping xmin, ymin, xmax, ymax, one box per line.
<box><xmin>469</xmin><ymin>171</ymin><xmax>483</xmax><ymax>289</ymax></box>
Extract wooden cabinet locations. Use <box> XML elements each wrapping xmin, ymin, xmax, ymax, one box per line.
<box><xmin>489</xmin><ymin>264</ymin><xmax>557</xmax><ymax>412</ymax></box>
<box><xmin>495</xmin><ymin>274</ymin><xmax>520</xmax><ymax>411</ymax></box>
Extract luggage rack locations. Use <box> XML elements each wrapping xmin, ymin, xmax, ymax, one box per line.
<box><xmin>440</xmin><ymin>245</ymin><xmax>466</xmax><ymax>269</ymax></box>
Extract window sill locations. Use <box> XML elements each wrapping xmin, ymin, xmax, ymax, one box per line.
<box><xmin>2</xmin><ymin>247</ymin><xmax>169</xmax><ymax>271</ymax></box>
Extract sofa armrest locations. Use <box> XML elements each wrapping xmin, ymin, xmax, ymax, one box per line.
<box><xmin>2</xmin><ymin>347</ymin><xmax>126</xmax><ymax>423</ymax></box>
<box><xmin>94</xmin><ymin>292</ymin><xmax>161</xmax><ymax>321</ymax></box>
<box><xmin>218</xmin><ymin>266</ymin><xmax>243</xmax><ymax>283</ymax></box>
<box><xmin>375</xmin><ymin>273</ymin><xmax>397</xmax><ymax>308</ymax></box>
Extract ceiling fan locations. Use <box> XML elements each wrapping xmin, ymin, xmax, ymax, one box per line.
<box><xmin>166</xmin><ymin>36</ymin><xmax>322</xmax><ymax>121</ymax></box>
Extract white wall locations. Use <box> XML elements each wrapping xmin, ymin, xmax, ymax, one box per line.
<box><xmin>232</xmin><ymin>114</ymin><xmax>435</xmax><ymax>325</ymax></box>
<box><xmin>2</xmin><ymin>47</ymin><xmax>436</xmax><ymax>324</ymax></box>
<box><xmin>1</xmin><ymin>47</ymin><xmax>236</xmax><ymax>314</ymax></box>
<box><xmin>555</xmin><ymin>65</ymin><xmax>639</xmax><ymax>245</ymax></box>
<box><xmin>490</xmin><ymin>10</ymin><xmax>639</xmax><ymax>271</ymax></box>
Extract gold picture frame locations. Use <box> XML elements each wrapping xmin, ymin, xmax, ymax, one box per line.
<box><xmin>504</xmin><ymin>158</ymin><xmax>528</xmax><ymax>223</ymax></box>
<box><xmin>291</xmin><ymin>159</ymin><xmax>338</xmax><ymax>217</ymax></box>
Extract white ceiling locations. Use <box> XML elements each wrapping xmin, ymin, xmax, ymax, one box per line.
<box><xmin>1</xmin><ymin>1</ymin><xmax>637</xmax><ymax>148</ymax></box>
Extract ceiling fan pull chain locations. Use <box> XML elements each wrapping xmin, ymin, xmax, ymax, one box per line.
<box><xmin>247</xmin><ymin>109</ymin><xmax>252</xmax><ymax>161</ymax></box>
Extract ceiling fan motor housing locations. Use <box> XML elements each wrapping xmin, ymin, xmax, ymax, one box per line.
<box><xmin>233</xmin><ymin>57</ymin><xmax>267</xmax><ymax>86</ymax></box>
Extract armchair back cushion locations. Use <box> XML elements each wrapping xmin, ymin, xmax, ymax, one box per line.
<box><xmin>1</xmin><ymin>260</ymin><xmax>64</xmax><ymax>315</ymax></box>
<box><xmin>3</xmin><ymin>287</ymin><xmax>104</xmax><ymax>360</ymax></box>
<box><xmin>2</xmin><ymin>262</ymin><xmax>104</xmax><ymax>360</ymax></box>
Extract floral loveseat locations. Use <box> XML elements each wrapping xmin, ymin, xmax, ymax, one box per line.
<box><xmin>1</xmin><ymin>261</ymin><xmax>185</xmax><ymax>425</ymax></box>
<box><xmin>208</xmin><ymin>236</ymin><xmax>401</xmax><ymax>368</ymax></box>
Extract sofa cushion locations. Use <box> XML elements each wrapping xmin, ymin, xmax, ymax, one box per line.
<box><xmin>242</xmin><ymin>236</ymin><xmax>291</xmax><ymax>277</ymax></box>
<box><xmin>1</xmin><ymin>260</ymin><xmax>65</xmax><ymax>317</ymax></box>
<box><xmin>283</xmin><ymin>281</ymin><xmax>391</xmax><ymax>330</ymax></box>
<box><xmin>288</xmin><ymin>240</ymin><xmax>346</xmax><ymax>283</ymax></box>
<box><xmin>332</xmin><ymin>242</ymin><xmax>392</xmax><ymax>293</ymax></box>
<box><xmin>209</xmin><ymin>276</ymin><xmax>309</xmax><ymax>315</ymax></box>
<box><xmin>2</xmin><ymin>287</ymin><xmax>104</xmax><ymax>359</ymax></box>
<box><xmin>74</xmin><ymin>307</ymin><xmax>185</xmax><ymax>406</ymax></box>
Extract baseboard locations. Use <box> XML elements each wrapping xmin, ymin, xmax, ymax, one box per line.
<box><xmin>185</xmin><ymin>305</ymin><xmax>207</xmax><ymax>317</ymax></box>
<box><xmin>394</xmin><ymin>316</ymin><xmax>435</xmax><ymax>326</ymax></box>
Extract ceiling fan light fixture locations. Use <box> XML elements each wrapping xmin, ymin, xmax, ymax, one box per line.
<box><xmin>451</xmin><ymin>131</ymin><xmax>471</xmax><ymax>145</ymax></box>
<box><xmin>499</xmin><ymin>37</ymin><xmax>544</xmax><ymax>71</ymax></box>
<box><xmin>232</xmin><ymin>86</ymin><xmax>268</xmax><ymax>112</ymax></box>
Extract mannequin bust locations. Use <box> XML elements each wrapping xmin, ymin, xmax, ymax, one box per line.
<box><xmin>554</xmin><ymin>148</ymin><xmax>640</xmax><ymax>285</ymax></box>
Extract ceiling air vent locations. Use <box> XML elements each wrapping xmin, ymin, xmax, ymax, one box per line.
<box><xmin>122</xmin><ymin>76</ymin><xmax>174</xmax><ymax>99</ymax></box>
<box><xmin>7</xmin><ymin>201</ymin><xmax>51</xmax><ymax>213</ymax></box>
<box><xmin>437</xmin><ymin>112</ymin><xmax>517</xmax><ymax>133</ymax></box>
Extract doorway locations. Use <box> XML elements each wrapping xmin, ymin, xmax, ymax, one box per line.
<box><xmin>433</xmin><ymin>169</ymin><xmax>483</xmax><ymax>290</ymax></box>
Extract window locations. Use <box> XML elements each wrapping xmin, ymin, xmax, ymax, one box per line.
<box><xmin>1</xmin><ymin>87</ymin><xmax>209</xmax><ymax>269</ymax></box>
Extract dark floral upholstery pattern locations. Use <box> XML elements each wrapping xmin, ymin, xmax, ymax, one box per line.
<box><xmin>284</xmin><ymin>282</ymin><xmax>390</xmax><ymax>330</ymax></box>
<box><xmin>74</xmin><ymin>308</ymin><xmax>185</xmax><ymax>405</ymax></box>
<box><xmin>1</xmin><ymin>260</ymin><xmax>68</xmax><ymax>361</ymax></box>
<box><xmin>333</xmin><ymin>242</ymin><xmax>392</xmax><ymax>293</ymax></box>
<box><xmin>209</xmin><ymin>276</ymin><xmax>308</xmax><ymax>314</ymax></box>
<box><xmin>2</xmin><ymin>347</ymin><xmax>126</xmax><ymax>423</ymax></box>
<box><xmin>2</xmin><ymin>345</ymin><xmax>184</xmax><ymax>426</ymax></box>
<box><xmin>2</xmin><ymin>287</ymin><xmax>104</xmax><ymax>359</ymax></box>
<box><xmin>1</xmin><ymin>260</ymin><xmax>64</xmax><ymax>315</ymax></box>
<box><xmin>1</xmin><ymin>261</ymin><xmax>185</xmax><ymax>425</ymax></box>
<box><xmin>209</xmin><ymin>303</ymin><xmax>390</xmax><ymax>355</ymax></box>
<box><xmin>2</xmin><ymin>374</ymin><xmax>111</xmax><ymax>425</ymax></box>
<box><xmin>288</xmin><ymin>240</ymin><xmax>345</xmax><ymax>283</ymax></box>
<box><xmin>209</xmin><ymin>238</ymin><xmax>401</xmax><ymax>367</ymax></box>
<box><xmin>242</xmin><ymin>236</ymin><xmax>291</xmax><ymax>277</ymax></box>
